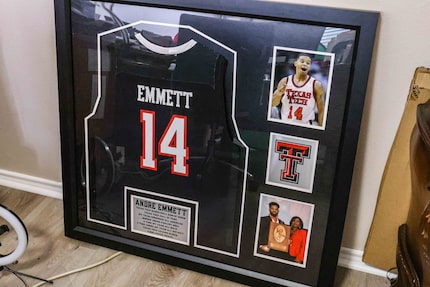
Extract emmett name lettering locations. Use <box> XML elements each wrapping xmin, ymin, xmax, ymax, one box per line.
<box><xmin>135</xmin><ymin>199</ymin><xmax>187</xmax><ymax>216</ymax></box>
<box><xmin>137</xmin><ymin>84</ymin><xmax>193</xmax><ymax>109</ymax></box>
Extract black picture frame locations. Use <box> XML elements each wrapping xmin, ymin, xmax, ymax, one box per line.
<box><xmin>54</xmin><ymin>0</ymin><xmax>379</xmax><ymax>286</ymax></box>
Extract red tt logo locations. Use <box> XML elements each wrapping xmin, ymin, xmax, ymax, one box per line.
<box><xmin>275</xmin><ymin>141</ymin><xmax>311</xmax><ymax>183</ymax></box>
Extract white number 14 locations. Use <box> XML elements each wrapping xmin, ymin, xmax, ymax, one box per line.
<box><xmin>140</xmin><ymin>110</ymin><xmax>189</xmax><ymax>176</ymax></box>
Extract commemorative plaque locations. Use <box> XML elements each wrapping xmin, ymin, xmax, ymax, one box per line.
<box><xmin>268</xmin><ymin>222</ymin><xmax>291</xmax><ymax>252</ymax></box>
<box><xmin>54</xmin><ymin>0</ymin><xmax>379</xmax><ymax>286</ymax></box>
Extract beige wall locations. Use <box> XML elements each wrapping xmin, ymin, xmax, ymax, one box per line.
<box><xmin>1</xmin><ymin>0</ymin><xmax>430</xmax><ymax>253</ymax></box>
<box><xmin>0</xmin><ymin>1</ymin><xmax>60</xmax><ymax>181</ymax></box>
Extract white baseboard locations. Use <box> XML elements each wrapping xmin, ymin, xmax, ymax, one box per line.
<box><xmin>0</xmin><ymin>169</ymin><xmax>62</xmax><ymax>199</ymax></box>
<box><xmin>338</xmin><ymin>247</ymin><xmax>395</xmax><ymax>278</ymax></box>
<box><xmin>0</xmin><ymin>169</ymin><xmax>395</xmax><ymax>278</ymax></box>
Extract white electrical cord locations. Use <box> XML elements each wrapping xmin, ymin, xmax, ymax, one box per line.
<box><xmin>31</xmin><ymin>251</ymin><xmax>123</xmax><ymax>287</ymax></box>
<box><xmin>0</xmin><ymin>204</ymin><xmax>124</xmax><ymax>287</ymax></box>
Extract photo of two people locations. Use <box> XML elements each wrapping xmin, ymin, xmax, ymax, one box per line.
<box><xmin>254</xmin><ymin>193</ymin><xmax>314</xmax><ymax>267</ymax></box>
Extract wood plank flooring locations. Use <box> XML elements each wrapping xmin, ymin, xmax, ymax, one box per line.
<box><xmin>0</xmin><ymin>187</ymin><xmax>392</xmax><ymax>287</ymax></box>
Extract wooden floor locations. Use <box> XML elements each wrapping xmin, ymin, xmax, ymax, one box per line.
<box><xmin>0</xmin><ymin>187</ymin><xmax>392</xmax><ymax>287</ymax></box>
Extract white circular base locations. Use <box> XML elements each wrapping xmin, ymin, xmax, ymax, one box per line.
<box><xmin>0</xmin><ymin>204</ymin><xmax>28</xmax><ymax>266</ymax></box>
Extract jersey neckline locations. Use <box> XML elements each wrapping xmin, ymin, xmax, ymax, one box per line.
<box><xmin>135</xmin><ymin>33</ymin><xmax>197</xmax><ymax>55</ymax></box>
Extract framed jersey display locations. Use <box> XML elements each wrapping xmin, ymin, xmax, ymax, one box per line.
<box><xmin>54</xmin><ymin>0</ymin><xmax>379</xmax><ymax>286</ymax></box>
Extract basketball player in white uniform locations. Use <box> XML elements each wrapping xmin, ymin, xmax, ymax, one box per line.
<box><xmin>271</xmin><ymin>55</ymin><xmax>325</xmax><ymax>126</ymax></box>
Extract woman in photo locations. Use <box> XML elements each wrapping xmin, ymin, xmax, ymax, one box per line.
<box><xmin>289</xmin><ymin>216</ymin><xmax>308</xmax><ymax>264</ymax></box>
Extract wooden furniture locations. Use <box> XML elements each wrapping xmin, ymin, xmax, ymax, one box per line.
<box><xmin>395</xmin><ymin>98</ymin><xmax>430</xmax><ymax>287</ymax></box>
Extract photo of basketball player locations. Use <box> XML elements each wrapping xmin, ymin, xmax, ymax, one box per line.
<box><xmin>268</xmin><ymin>47</ymin><xmax>334</xmax><ymax>130</ymax></box>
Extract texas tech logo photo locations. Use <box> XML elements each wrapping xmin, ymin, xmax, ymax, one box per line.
<box><xmin>265</xmin><ymin>133</ymin><xmax>318</xmax><ymax>193</ymax></box>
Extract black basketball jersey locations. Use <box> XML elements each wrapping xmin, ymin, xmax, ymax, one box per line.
<box><xmin>84</xmin><ymin>23</ymin><xmax>249</xmax><ymax>256</ymax></box>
